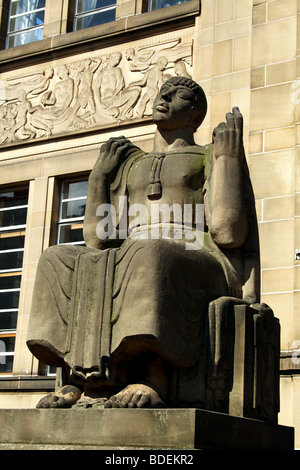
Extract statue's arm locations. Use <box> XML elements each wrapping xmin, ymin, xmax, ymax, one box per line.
<box><xmin>205</xmin><ymin>107</ymin><xmax>248</xmax><ymax>249</ymax></box>
<box><xmin>83</xmin><ymin>137</ymin><xmax>133</xmax><ymax>249</ymax></box>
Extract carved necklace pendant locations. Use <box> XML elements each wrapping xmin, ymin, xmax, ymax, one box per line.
<box><xmin>147</xmin><ymin>153</ymin><xmax>166</xmax><ymax>200</ymax></box>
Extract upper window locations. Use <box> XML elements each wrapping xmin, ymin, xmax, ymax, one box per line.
<box><xmin>6</xmin><ymin>0</ymin><xmax>45</xmax><ymax>49</ymax></box>
<box><xmin>74</xmin><ymin>0</ymin><xmax>116</xmax><ymax>31</ymax></box>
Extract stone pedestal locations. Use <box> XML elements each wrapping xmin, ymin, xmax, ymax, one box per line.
<box><xmin>0</xmin><ymin>408</ymin><xmax>294</xmax><ymax>450</ymax></box>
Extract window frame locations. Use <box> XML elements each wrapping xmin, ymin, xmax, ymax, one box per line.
<box><xmin>73</xmin><ymin>0</ymin><xmax>117</xmax><ymax>32</ymax></box>
<box><xmin>57</xmin><ymin>177</ymin><xmax>88</xmax><ymax>246</ymax></box>
<box><xmin>0</xmin><ymin>332</ymin><xmax>15</xmax><ymax>376</ymax></box>
<box><xmin>0</xmin><ymin>185</ymin><xmax>28</xmax><ymax>375</ymax></box>
<box><xmin>6</xmin><ymin>0</ymin><xmax>45</xmax><ymax>49</ymax></box>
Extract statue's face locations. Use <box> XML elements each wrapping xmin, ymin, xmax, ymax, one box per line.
<box><xmin>152</xmin><ymin>81</ymin><xmax>196</xmax><ymax>130</ymax></box>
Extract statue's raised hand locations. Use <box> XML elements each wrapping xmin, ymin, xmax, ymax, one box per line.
<box><xmin>98</xmin><ymin>136</ymin><xmax>133</xmax><ymax>182</ymax></box>
<box><xmin>212</xmin><ymin>107</ymin><xmax>244</xmax><ymax>160</ymax></box>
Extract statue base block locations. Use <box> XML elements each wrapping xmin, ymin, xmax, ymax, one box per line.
<box><xmin>0</xmin><ymin>408</ymin><xmax>294</xmax><ymax>450</ymax></box>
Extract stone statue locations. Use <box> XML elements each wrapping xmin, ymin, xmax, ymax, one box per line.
<box><xmin>27</xmin><ymin>76</ymin><xmax>280</xmax><ymax>421</ymax></box>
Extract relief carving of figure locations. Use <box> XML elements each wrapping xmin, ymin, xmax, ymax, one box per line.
<box><xmin>124</xmin><ymin>39</ymin><xmax>181</xmax><ymax>73</ymax></box>
<box><xmin>130</xmin><ymin>56</ymin><xmax>169</xmax><ymax>118</ymax></box>
<box><xmin>0</xmin><ymin>104</ymin><xmax>16</xmax><ymax>143</ymax></box>
<box><xmin>70</xmin><ymin>58</ymin><xmax>102</xmax><ymax>127</ymax></box>
<box><xmin>21</xmin><ymin>65</ymin><xmax>75</xmax><ymax>137</ymax></box>
<box><xmin>6</xmin><ymin>68</ymin><xmax>54</xmax><ymax>100</ymax></box>
<box><xmin>0</xmin><ymin>91</ymin><xmax>37</xmax><ymax>143</ymax></box>
<box><xmin>125</xmin><ymin>47</ymin><xmax>156</xmax><ymax>72</ymax></box>
<box><xmin>93</xmin><ymin>52</ymin><xmax>140</xmax><ymax>121</ymax></box>
<box><xmin>27</xmin><ymin>76</ymin><xmax>279</xmax><ymax>421</ymax></box>
<box><xmin>174</xmin><ymin>60</ymin><xmax>192</xmax><ymax>79</ymax></box>
<box><xmin>0</xmin><ymin>39</ymin><xmax>193</xmax><ymax>144</ymax></box>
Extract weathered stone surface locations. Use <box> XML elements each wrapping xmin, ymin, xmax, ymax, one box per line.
<box><xmin>0</xmin><ymin>408</ymin><xmax>294</xmax><ymax>450</ymax></box>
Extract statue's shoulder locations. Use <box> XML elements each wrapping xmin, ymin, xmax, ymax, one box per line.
<box><xmin>198</xmin><ymin>142</ymin><xmax>213</xmax><ymax>156</ymax></box>
<box><xmin>183</xmin><ymin>143</ymin><xmax>212</xmax><ymax>163</ymax></box>
<box><xmin>185</xmin><ymin>144</ymin><xmax>213</xmax><ymax>182</ymax></box>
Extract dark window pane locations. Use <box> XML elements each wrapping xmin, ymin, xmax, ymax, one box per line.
<box><xmin>58</xmin><ymin>224</ymin><xmax>84</xmax><ymax>244</ymax></box>
<box><xmin>76</xmin><ymin>9</ymin><xmax>116</xmax><ymax>29</ymax></box>
<box><xmin>62</xmin><ymin>180</ymin><xmax>88</xmax><ymax>200</ymax></box>
<box><xmin>148</xmin><ymin>0</ymin><xmax>190</xmax><ymax>9</ymax></box>
<box><xmin>0</xmin><ymin>251</ymin><xmax>24</xmax><ymax>271</ymax></box>
<box><xmin>0</xmin><ymin>208</ymin><xmax>27</xmax><ymax>227</ymax></box>
<box><xmin>0</xmin><ymin>336</ymin><xmax>15</xmax><ymax>352</ymax></box>
<box><xmin>0</xmin><ymin>291</ymin><xmax>20</xmax><ymax>309</ymax></box>
<box><xmin>0</xmin><ymin>235</ymin><xmax>25</xmax><ymax>251</ymax></box>
<box><xmin>7</xmin><ymin>28</ymin><xmax>43</xmax><ymax>48</ymax></box>
<box><xmin>0</xmin><ymin>312</ymin><xmax>18</xmax><ymax>330</ymax></box>
<box><xmin>77</xmin><ymin>0</ymin><xmax>116</xmax><ymax>13</ymax></box>
<box><xmin>0</xmin><ymin>276</ymin><xmax>21</xmax><ymax>290</ymax></box>
<box><xmin>0</xmin><ymin>188</ymin><xmax>28</xmax><ymax>209</ymax></box>
<box><xmin>0</xmin><ymin>354</ymin><xmax>14</xmax><ymax>373</ymax></box>
<box><xmin>4</xmin><ymin>336</ymin><xmax>14</xmax><ymax>352</ymax></box>
<box><xmin>0</xmin><ymin>336</ymin><xmax>15</xmax><ymax>372</ymax></box>
<box><xmin>61</xmin><ymin>200</ymin><xmax>86</xmax><ymax>219</ymax></box>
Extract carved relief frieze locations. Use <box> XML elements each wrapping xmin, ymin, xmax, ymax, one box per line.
<box><xmin>0</xmin><ymin>38</ymin><xmax>193</xmax><ymax>147</ymax></box>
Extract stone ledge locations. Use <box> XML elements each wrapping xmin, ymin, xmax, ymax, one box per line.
<box><xmin>0</xmin><ymin>376</ymin><xmax>55</xmax><ymax>392</ymax></box>
<box><xmin>0</xmin><ymin>408</ymin><xmax>294</xmax><ymax>450</ymax></box>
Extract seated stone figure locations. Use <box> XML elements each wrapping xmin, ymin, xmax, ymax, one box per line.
<box><xmin>27</xmin><ymin>76</ymin><xmax>279</xmax><ymax>419</ymax></box>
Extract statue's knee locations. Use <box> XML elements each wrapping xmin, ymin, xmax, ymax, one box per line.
<box><xmin>41</xmin><ymin>244</ymin><xmax>80</xmax><ymax>260</ymax></box>
<box><xmin>136</xmin><ymin>238</ymin><xmax>172</xmax><ymax>255</ymax></box>
<box><xmin>39</xmin><ymin>245</ymin><xmax>64</xmax><ymax>262</ymax></box>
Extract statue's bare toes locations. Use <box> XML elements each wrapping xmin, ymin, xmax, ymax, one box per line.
<box><xmin>109</xmin><ymin>391</ymin><xmax>135</xmax><ymax>408</ymax></box>
<box><xmin>36</xmin><ymin>392</ymin><xmax>58</xmax><ymax>408</ymax></box>
<box><xmin>104</xmin><ymin>384</ymin><xmax>165</xmax><ymax>409</ymax></box>
<box><xmin>127</xmin><ymin>392</ymin><xmax>149</xmax><ymax>408</ymax></box>
<box><xmin>136</xmin><ymin>393</ymin><xmax>151</xmax><ymax>408</ymax></box>
<box><xmin>104</xmin><ymin>395</ymin><xmax>119</xmax><ymax>408</ymax></box>
<box><xmin>36</xmin><ymin>385</ymin><xmax>81</xmax><ymax>409</ymax></box>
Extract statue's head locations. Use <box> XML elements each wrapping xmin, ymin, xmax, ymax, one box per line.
<box><xmin>109</xmin><ymin>52</ymin><xmax>122</xmax><ymax>67</ymax></box>
<box><xmin>152</xmin><ymin>76</ymin><xmax>207</xmax><ymax>133</ymax></box>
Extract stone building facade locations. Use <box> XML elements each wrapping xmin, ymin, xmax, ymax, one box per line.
<box><xmin>0</xmin><ymin>0</ymin><xmax>300</xmax><ymax>447</ymax></box>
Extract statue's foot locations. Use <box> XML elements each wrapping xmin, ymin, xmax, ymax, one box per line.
<box><xmin>104</xmin><ymin>383</ymin><xmax>165</xmax><ymax>409</ymax></box>
<box><xmin>36</xmin><ymin>385</ymin><xmax>82</xmax><ymax>409</ymax></box>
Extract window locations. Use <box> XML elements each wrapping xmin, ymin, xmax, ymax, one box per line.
<box><xmin>6</xmin><ymin>0</ymin><xmax>45</xmax><ymax>49</ymax></box>
<box><xmin>74</xmin><ymin>0</ymin><xmax>116</xmax><ymax>31</ymax></box>
<box><xmin>148</xmin><ymin>0</ymin><xmax>191</xmax><ymax>10</ymax></box>
<box><xmin>0</xmin><ymin>186</ymin><xmax>28</xmax><ymax>374</ymax></box>
<box><xmin>57</xmin><ymin>178</ymin><xmax>88</xmax><ymax>246</ymax></box>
